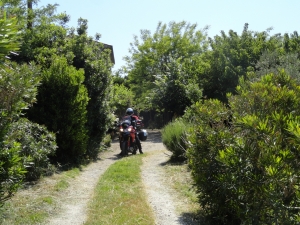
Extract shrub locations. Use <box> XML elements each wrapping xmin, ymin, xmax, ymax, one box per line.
<box><xmin>7</xmin><ymin>118</ymin><xmax>57</xmax><ymax>181</ymax></box>
<box><xmin>0</xmin><ymin>62</ymin><xmax>40</xmax><ymax>204</ymax></box>
<box><xmin>186</xmin><ymin>71</ymin><xmax>300</xmax><ymax>224</ymax></box>
<box><xmin>27</xmin><ymin>56</ymin><xmax>89</xmax><ymax>165</ymax></box>
<box><xmin>224</xmin><ymin>71</ymin><xmax>300</xmax><ymax>224</ymax></box>
<box><xmin>184</xmin><ymin>99</ymin><xmax>235</xmax><ymax>224</ymax></box>
<box><xmin>0</xmin><ymin>140</ymin><xmax>25</xmax><ymax>203</ymax></box>
<box><xmin>161</xmin><ymin>118</ymin><xmax>191</xmax><ymax>160</ymax></box>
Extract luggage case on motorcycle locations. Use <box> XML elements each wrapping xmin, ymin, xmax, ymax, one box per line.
<box><xmin>138</xmin><ymin>129</ymin><xmax>148</xmax><ymax>141</ymax></box>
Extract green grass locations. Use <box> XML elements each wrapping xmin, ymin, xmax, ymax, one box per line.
<box><xmin>64</xmin><ymin>167</ymin><xmax>81</xmax><ymax>178</ymax></box>
<box><xmin>0</xmin><ymin>195</ymin><xmax>54</xmax><ymax>225</ymax></box>
<box><xmin>84</xmin><ymin>155</ymin><xmax>155</xmax><ymax>225</ymax></box>
<box><xmin>53</xmin><ymin>167</ymin><xmax>81</xmax><ymax>191</ymax></box>
<box><xmin>0</xmin><ymin>167</ymin><xmax>81</xmax><ymax>225</ymax></box>
<box><xmin>54</xmin><ymin>179</ymin><xmax>69</xmax><ymax>191</ymax></box>
<box><xmin>164</xmin><ymin>162</ymin><xmax>200</xmax><ymax>213</ymax></box>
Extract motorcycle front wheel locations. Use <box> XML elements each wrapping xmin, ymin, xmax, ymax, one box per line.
<box><xmin>121</xmin><ymin>141</ymin><xmax>128</xmax><ymax>156</ymax></box>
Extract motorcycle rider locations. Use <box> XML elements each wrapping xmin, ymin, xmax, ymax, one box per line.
<box><xmin>123</xmin><ymin>107</ymin><xmax>143</xmax><ymax>154</ymax></box>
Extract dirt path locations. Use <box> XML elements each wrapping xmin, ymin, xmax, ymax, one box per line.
<box><xmin>45</xmin><ymin>146</ymin><xmax>120</xmax><ymax>224</ymax></box>
<box><xmin>142</xmin><ymin>150</ymin><xmax>191</xmax><ymax>225</ymax></box>
<box><xmin>39</xmin><ymin>130</ymin><xmax>196</xmax><ymax>224</ymax></box>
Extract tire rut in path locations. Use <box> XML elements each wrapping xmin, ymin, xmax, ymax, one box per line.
<box><xmin>45</xmin><ymin>147</ymin><xmax>120</xmax><ymax>225</ymax></box>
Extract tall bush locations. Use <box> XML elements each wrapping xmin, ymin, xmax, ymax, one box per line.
<box><xmin>27</xmin><ymin>56</ymin><xmax>89</xmax><ymax>165</ymax></box>
<box><xmin>184</xmin><ymin>99</ymin><xmax>235</xmax><ymax>224</ymax></box>
<box><xmin>11</xmin><ymin>5</ymin><xmax>113</xmax><ymax>161</ymax></box>
<box><xmin>0</xmin><ymin>62</ymin><xmax>41</xmax><ymax>203</ymax></box>
<box><xmin>186</xmin><ymin>71</ymin><xmax>300</xmax><ymax>224</ymax></box>
<box><xmin>67</xmin><ymin>18</ymin><xmax>113</xmax><ymax>160</ymax></box>
<box><xmin>225</xmin><ymin>71</ymin><xmax>300</xmax><ymax>224</ymax></box>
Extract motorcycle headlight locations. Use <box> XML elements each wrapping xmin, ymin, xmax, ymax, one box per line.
<box><xmin>120</xmin><ymin>128</ymin><xmax>124</xmax><ymax>132</ymax></box>
<box><xmin>128</xmin><ymin>127</ymin><xmax>132</xmax><ymax>132</ymax></box>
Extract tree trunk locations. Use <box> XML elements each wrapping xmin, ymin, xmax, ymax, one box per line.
<box><xmin>27</xmin><ymin>0</ymin><xmax>33</xmax><ymax>29</ymax></box>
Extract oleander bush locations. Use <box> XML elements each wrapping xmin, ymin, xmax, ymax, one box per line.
<box><xmin>6</xmin><ymin>118</ymin><xmax>57</xmax><ymax>181</ymax></box>
<box><xmin>186</xmin><ymin>70</ymin><xmax>300</xmax><ymax>224</ymax></box>
<box><xmin>0</xmin><ymin>62</ymin><xmax>41</xmax><ymax>203</ymax></box>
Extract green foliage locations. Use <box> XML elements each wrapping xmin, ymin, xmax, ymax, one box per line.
<box><xmin>14</xmin><ymin>4</ymin><xmax>114</xmax><ymax>161</ymax></box>
<box><xmin>150</xmin><ymin>57</ymin><xmax>202</xmax><ymax>116</ymax></box>
<box><xmin>161</xmin><ymin>118</ymin><xmax>191</xmax><ymax>160</ymax></box>
<box><xmin>255</xmin><ymin>51</ymin><xmax>300</xmax><ymax>82</ymax></box>
<box><xmin>0</xmin><ymin>12</ymin><xmax>20</xmax><ymax>61</ymax></box>
<box><xmin>125</xmin><ymin>21</ymin><xmax>208</xmax><ymax>114</ymax></box>
<box><xmin>112</xmin><ymin>70</ymin><xmax>127</xmax><ymax>86</ymax></box>
<box><xmin>0</xmin><ymin>62</ymin><xmax>40</xmax><ymax>139</ymax></box>
<box><xmin>184</xmin><ymin>99</ymin><xmax>234</xmax><ymax>224</ymax></box>
<box><xmin>102</xmin><ymin>134</ymin><xmax>111</xmax><ymax>148</ymax></box>
<box><xmin>10</xmin><ymin>2</ymin><xmax>113</xmax><ymax>162</ymax></box>
<box><xmin>66</xmin><ymin>19</ymin><xmax>113</xmax><ymax>160</ymax></box>
<box><xmin>0</xmin><ymin>61</ymin><xmax>40</xmax><ymax>204</ymax></box>
<box><xmin>187</xmin><ymin>70</ymin><xmax>300</xmax><ymax>224</ymax></box>
<box><xmin>227</xmin><ymin>71</ymin><xmax>300</xmax><ymax>224</ymax></box>
<box><xmin>0</xmin><ymin>140</ymin><xmax>25</xmax><ymax>203</ymax></box>
<box><xmin>10</xmin><ymin>2</ymin><xmax>71</xmax><ymax>64</ymax></box>
<box><xmin>202</xmin><ymin>23</ymin><xmax>281</xmax><ymax>102</ymax></box>
<box><xmin>111</xmin><ymin>83</ymin><xmax>134</xmax><ymax>118</ymax></box>
<box><xmin>282</xmin><ymin>31</ymin><xmax>300</xmax><ymax>55</ymax></box>
<box><xmin>7</xmin><ymin>118</ymin><xmax>57</xmax><ymax>181</ymax></box>
<box><xmin>0</xmin><ymin>6</ymin><xmax>44</xmax><ymax>204</ymax></box>
<box><xmin>83</xmin><ymin>44</ymin><xmax>113</xmax><ymax>159</ymax></box>
<box><xmin>27</xmin><ymin>56</ymin><xmax>89</xmax><ymax>165</ymax></box>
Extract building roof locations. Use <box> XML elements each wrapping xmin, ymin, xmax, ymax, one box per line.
<box><xmin>102</xmin><ymin>43</ymin><xmax>115</xmax><ymax>64</ymax></box>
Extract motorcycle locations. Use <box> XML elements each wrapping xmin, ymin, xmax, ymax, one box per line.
<box><xmin>119</xmin><ymin>120</ymin><xmax>138</xmax><ymax>156</ymax></box>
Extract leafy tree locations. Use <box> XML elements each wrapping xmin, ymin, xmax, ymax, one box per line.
<box><xmin>282</xmin><ymin>31</ymin><xmax>300</xmax><ymax>55</ymax></box>
<box><xmin>125</xmin><ymin>21</ymin><xmax>208</xmax><ymax>116</ymax></box>
<box><xmin>111</xmin><ymin>84</ymin><xmax>134</xmax><ymax>118</ymax></box>
<box><xmin>201</xmin><ymin>24</ymin><xmax>281</xmax><ymax>102</ymax></box>
<box><xmin>14</xmin><ymin>3</ymin><xmax>70</xmax><ymax>64</ymax></box>
<box><xmin>255</xmin><ymin>51</ymin><xmax>300</xmax><ymax>82</ymax></box>
<box><xmin>149</xmin><ymin>57</ymin><xmax>202</xmax><ymax>117</ymax></box>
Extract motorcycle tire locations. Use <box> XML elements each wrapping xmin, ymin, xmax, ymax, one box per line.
<box><xmin>121</xmin><ymin>141</ymin><xmax>128</xmax><ymax>156</ymax></box>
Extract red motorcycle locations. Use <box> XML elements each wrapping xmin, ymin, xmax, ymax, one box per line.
<box><xmin>119</xmin><ymin>120</ymin><xmax>138</xmax><ymax>156</ymax></box>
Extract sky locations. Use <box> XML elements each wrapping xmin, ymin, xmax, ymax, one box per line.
<box><xmin>38</xmin><ymin>0</ymin><xmax>299</xmax><ymax>72</ymax></box>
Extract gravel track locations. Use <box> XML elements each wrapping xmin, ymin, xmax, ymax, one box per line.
<box><xmin>30</xmin><ymin>130</ymin><xmax>196</xmax><ymax>225</ymax></box>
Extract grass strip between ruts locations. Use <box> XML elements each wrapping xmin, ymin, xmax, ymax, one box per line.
<box><xmin>84</xmin><ymin>154</ymin><xmax>155</xmax><ymax>225</ymax></box>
